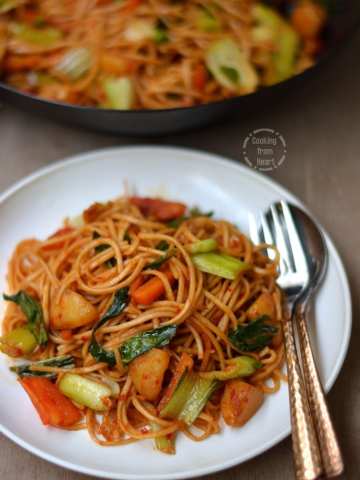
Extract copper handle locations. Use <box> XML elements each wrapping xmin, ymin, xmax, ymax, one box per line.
<box><xmin>296</xmin><ymin>305</ymin><xmax>344</xmax><ymax>477</ymax></box>
<box><xmin>282</xmin><ymin>306</ymin><xmax>323</xmax><ymax>480</ymax></box>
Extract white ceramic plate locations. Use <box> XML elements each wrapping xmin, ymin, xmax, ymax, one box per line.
<box><xmin>0</xmin><ymin>147</ymin><xmax>351</xmax><ymax>480</ymax></box>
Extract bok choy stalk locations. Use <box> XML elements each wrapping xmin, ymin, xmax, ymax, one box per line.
<box><xmin>199</xmin><ymin>355</ymin><xmax>261</xmax><ymax>381</ymax></box>
<box><xmin>160</xmin><ymin>371</ymin><xmax>219</xmax><ymax>426</ymax></box>
<box><xmin>187</xmin><ymin>238</ymin><xmax>217</xmax><ymax>254</ymax></box>
<box><xmin>10</xmin><ymin>355</ymin><xmax>75</xmax><ymax>379</ymax></box>
<box><xmin>9</xmin><ymin>22</ymin><xmax>62</xmax><ymax>46</ymax></box>
<box><xmin>151</xmin><ymin>423</ymin><xmax>176</xmax><ymax>454</ymax></box>
<box><xmin>0</xmin><ymin>327</ymin><xmax>37</xmax><ymax>357</ymax></box>
<box><xmin>3</xmin><ymin>291</ymin><xmax>48</xmax><ymax>345</ymax></box>
<box><xmin>102</xmin><ymin>77</ymin><xmax>134</xmax><ymax>110</ymax></box>
<box><xmin>191</xmin><ymin>252</ymin><xmax>250</xmax><ymax>280</ymax></box>
<box><xmin>178</xmin><ymin>376</ymin><xmax>220</xmax><ymax>426</ymax></box>
<box><xmin>53</xmin><ymin>48</ymin><xmax>92</xmax><ymax>81</ymax></box>
<box><xmin>59</xmin><ymin>373</ymin><xmax>112</xmax><ymax>411</ymax></box>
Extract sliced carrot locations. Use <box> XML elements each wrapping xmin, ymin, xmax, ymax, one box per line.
<box><xmin>41</xmin><ymin>226</ymin><xmax>74</xmax><ymax>251</ymax></box>
<box><xmin>192</xmin><ymin>64</ymin><xmax>208</xmax><ymax>92</ymax></box>
<box><xmin>100</xmin><ymin>53</ymin><xmax>132</xmax><ymax>76</ymax></box>
<box><xmin>291</xmin><ymin>1</ymin><xmax>326</xmax><ymax>39</ymax></box>
<box><xmin>131</xmin><ymin>269</ymin><xmax>175</xmax><ymax>305</ymax></box>
<box><xmin>129</xmin><ymin>197</ymin><xmax>186</xmax><ymax>222</ymax></box>
<box><xmin>158</xmin><ymin>353</ymin><xmax>193</xmax><ymax>412</ymax></box>
<box><xmin>3</xmin><ymin>54</ymin><xmax>43</xmax><ymax>72</ymax></box>
<box><xmin>20</xmin><ymin>377</ymin><xmax>82</xmax><ymax>427</ymax></box>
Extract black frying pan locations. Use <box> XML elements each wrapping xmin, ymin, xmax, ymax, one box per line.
<box><xmin>1</xmin><ymin>1</ymin><xmax>359</xmax><ymax>136</ymax></box>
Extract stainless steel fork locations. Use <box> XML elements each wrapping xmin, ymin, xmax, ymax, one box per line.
<box><xmin>249</xmin><ymin>202</ymin><xmax>323</xmax><ymax>480</ymax></box>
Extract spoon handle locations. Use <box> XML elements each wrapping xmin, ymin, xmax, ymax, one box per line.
<box><xmin>296</xmin><ymin>303</ymin><xmax>344</xmax><ymax>477</ymax></box>
<box><xmin>282</xmin><ymin>304</ymin><xmax>323</xmax><ymax>480</ymax></box>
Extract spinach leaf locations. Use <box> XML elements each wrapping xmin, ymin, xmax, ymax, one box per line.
<box><xmin>228</xmin><ymin>316</ymin><xmax>277</xmax><ymax>352</ymax></box>
<box><xmin>144</xmin><ymin>241</ymin><xmax>170</xmax><ymax>270</ymax></box>
<box><xmin>11</xmin><ymin>355</ymin><xmax>75</xmax><ymax>379</ymax></box>
<box><xmin>93</xmin><ymin>231</ymin><xmax>116</xmax><ymax>268</ymax></box>
<box><xmin>89</xmin><ymin>288</ymin><xmax>129</xmax><ymax>366</ymax></box>
<box><xmin>3</xmin><ymin>291</ymin><xmax>48</xmax><ymax>345</ymax></box>
<box><xmin>120</xmin><ymin>325</ymin><xmax>177</xmax><ymax>364</ymax></box>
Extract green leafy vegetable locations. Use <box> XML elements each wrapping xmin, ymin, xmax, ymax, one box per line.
<box><xmin>93</xmin><ymin>231</ymin><xmax>116</xmax><ymax>268</ymax></box>
<box><xmin>144</xmin><ymin>242</ymin><xmax>170</xmax><ymax>270</ymax></box>
<box><xmin>154</xmin><ymin>19</ymin><xmax>169</xmax><ymax>44</ymax></box>
<box><xmin>228</xmin><ymin>316</ymin><xmax>278</xmax><ymax>352</ymax></box>
<box><xmin>156</xmin><ymin>241</ymin><xmax>169</xmax><ymax>251</ymax></box>
<box><xmin>89</xmin><ymin>288</ymin><xmax>129</xmax><ymax>366</ymax></box>
<box><xmin>120</xmin><ymin>325</ymin><xmax>177</xmax><ymax>365</ymax></box>
<box><xmin>10</xmin><ymin>355</ymin><xmax>75</xmax><ymax>379</ymax></box>
<box><xmin>0</xmin><ymin>0</ymin><xmax>23</xmax><ymax>13</ymax></box>
<box><xmin>3</xmin><ymin>291</ymin><xmax>47</xmax><ymax>345</ymax></box>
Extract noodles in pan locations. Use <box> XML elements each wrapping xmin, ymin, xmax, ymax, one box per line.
<box><xmin>0</xmin><ymin>0</ymin><xmax>327</xmax><ymax>109</ymax></box>
<box><xmin>1</xmin><ymin>194</ymin><xmax>285</xmax><ymax>453</ymax></box>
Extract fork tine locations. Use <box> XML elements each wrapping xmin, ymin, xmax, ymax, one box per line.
<box><xmin>280</xmin><ymin>201</ymin><xmax>308</xmax><ymax>275</ymax></box>
<box><xmin>269</xmin><ymin>203</ymin><xmax>294</xmax><ymax>272</ymax></box>
<box><xmin>260</xmin><ymin>213</ymin><xmax>276</xmax><ymax>260</ymax></box>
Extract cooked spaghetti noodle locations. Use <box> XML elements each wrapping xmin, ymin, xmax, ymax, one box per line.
<box><xmin>1</xmin><ymin>194</ymin><xmax>285</xmax><ymax>453</ymax></box>
<box><xmin>0</xmin><ymin>0</ymin><xmax>327</xmax><ymax>109</ymax></box>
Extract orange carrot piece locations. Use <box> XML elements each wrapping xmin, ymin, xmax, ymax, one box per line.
<box><xmin>130</xmin><ymin>197</ymin><xmax>186</xmax><ymax>221</ymax></box>
<box><xmin>131</xmin><ymin>270</ymin><xmax>175</xmax><ymax>305</ymax></box>
<box><xmin>192</xmin><ymin>64</ymin><xmax>208</xmax><ymax>91</ymax></box>
<box><xmin>20</xmin><ymin>377</ymin><xmax>82</xmax><ymax>427</ymax></box>
<box><xmin>158</xmin><ymin>353</ymin><xmax>193</xmax><ymax>412</ymax></box>
<box><xmin>291</xmin><ymin>1</ymin><xmax>326</xmax><ymax>39</ymax></box>
<box><xmin>122</xmin><ymin>0</ymin><xmax>142</xmax><ymax>14</ymax></box>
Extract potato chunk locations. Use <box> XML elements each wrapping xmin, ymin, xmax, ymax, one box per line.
<box><xmin>221</xmin><ymin>380</ymin><xmax>264</xmax><ymax>427</ymax></box>
<box><xmin>247</xmin><ymin>292</ymin><xmax>275</xmax><ymax>320</ymax></box>
<box><xmin>51</xmin><ymin>290</ymin><xmax>98</xmax><ymax>329</ymax></box>
<box><xmin>129</xmin><ymin>348</ymin><xmax>170</xmax><ymax>401</ymax></box>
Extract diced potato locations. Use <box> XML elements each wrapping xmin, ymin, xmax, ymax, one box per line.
<box><xmin>221</xmin><ymin>380</ymin><xmax>264</xmax><ymax>427</ymax></box>
<box><xmin>247</xmin><ymin>292</ymin><xmax>275</xmax><ymax>320</ymax></box>
<box><xmin>51</xmin><ymin>290</ymin><xmax>98</xmax><ymax>330</ymax></box>
<box><xmin>129</xmin><ymin>348</ymin><xmax>170</xmax><ymax>401</ymax></box>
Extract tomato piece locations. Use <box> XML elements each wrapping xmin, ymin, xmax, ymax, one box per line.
<box><xmin>130</xmin><ymin>197</ymin><xmax>186</xmax><ymax>221</ymax></box>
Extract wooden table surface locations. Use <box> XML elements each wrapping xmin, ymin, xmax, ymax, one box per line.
<box><xmin>1</xmin><ymin>27</ymin><xmax>360</xmax><ymax>480</ymax></box>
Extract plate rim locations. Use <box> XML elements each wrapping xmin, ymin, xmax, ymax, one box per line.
<box><xmin>0</xmin><ymin>146</ymin><xmax>352</xmax><ymax>480</ymax></box>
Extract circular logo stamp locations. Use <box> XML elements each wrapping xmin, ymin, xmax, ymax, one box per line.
<box><xmin>242</xmin><ymin>128</ymin><xmax>287</xmax><ymax>172</ymax></box>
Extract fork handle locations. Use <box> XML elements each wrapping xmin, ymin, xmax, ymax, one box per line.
<box><xmin>282</xmin><ymin>306</ymin><xmax>323</xmax><ymax>480</ymax></box>
<box><xmin>296</xmin><ymin>303</ymin><xmax>344</xmax><ymax>477</ymax></box>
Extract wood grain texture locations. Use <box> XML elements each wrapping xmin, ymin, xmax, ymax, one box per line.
<box><xmin>1</xmin><ymin>27</ymin><xmax>360</xmax><ymax>480</ymax></box>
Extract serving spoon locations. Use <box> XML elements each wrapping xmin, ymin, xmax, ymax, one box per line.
<box><xmin>290</xmin><ymin>205</ymin><xmax>343</xmax><ymax>477</ymax></box>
